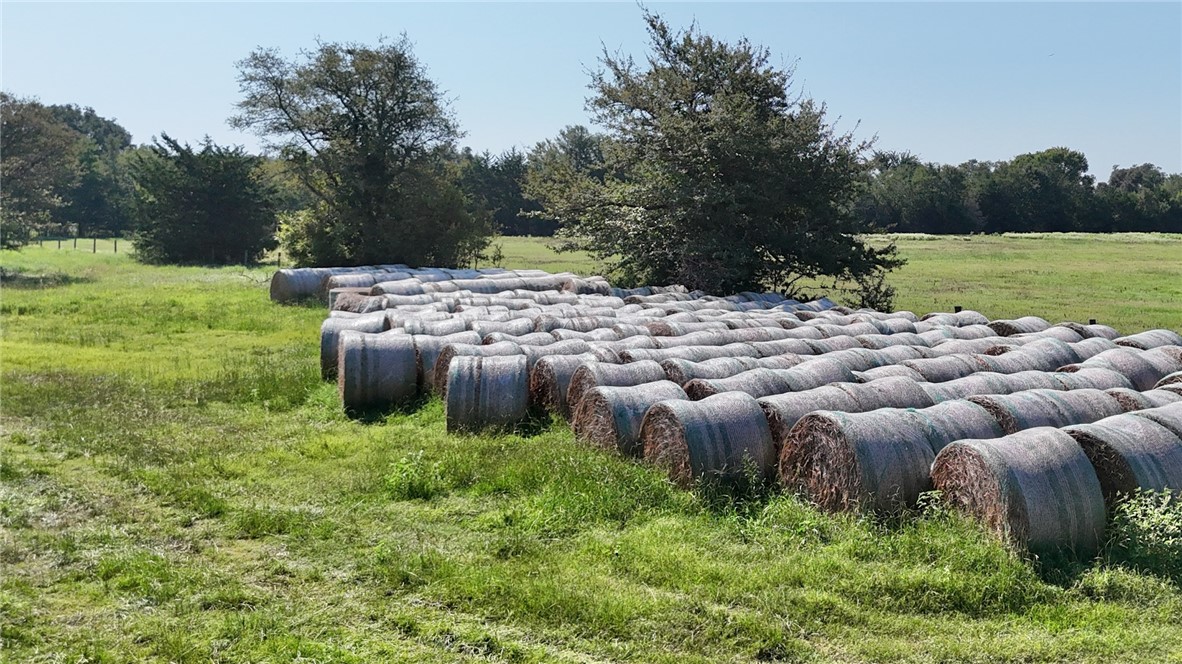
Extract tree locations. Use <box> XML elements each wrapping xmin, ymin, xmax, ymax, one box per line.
<box><xmin>231</xmin><ymin>38</ymin><xmax>490</xmax><ymax>267</ymax></box>
<box><xmin>458</xmin><ymin>148</ymin><xmax>547</xmax><ymax>236</ymax></box>
<box><xmin>48</xmin><ymin>104</ymin><xmax>135</xmax><ymax>236</ymax></box>
<box><xmin>976</xmin><ymin>148</ymin><xmax>1096</xmax><ymax>233</ymax></box>
<box><xmin>526</xmin><ymin>13</ymin><xmax>901</xmax><ymax>302</ymax></box>
<box><xmin>0</xmin><ymin>93</ymin><xmax>84</xmax><ymax>248</ymax></box>
<box><xmin>129</xmin><ymin>134</ymin><xmax>277</xmax><ymax>265</ymax></box>
<box><xmin>857</xmin><ymin>151</ymin><xmax>982</xmax><ymax>234</ymax></box>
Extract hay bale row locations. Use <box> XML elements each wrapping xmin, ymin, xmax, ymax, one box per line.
<box><xmin>1060</xmin><ymin>347</ymin><xmax>1182</xmax><ymax>391</ymax></box>
<box><xmin>660</xmin><ymin>355</ymin><xmax>803</xmax><ymax>385</ymax></box>
<box><xmin>1114</xmin><ymin>329</ymin><xmax>1182</xmax><ymax>350</ymax></box>
<box><xmin>986</xmin><ymin>316</ymin><xmax>1053</xmax><ymax>336</ymax></box>
<box><xmin>920</xmin><ymin>310</ymin><xmax>991</xmax><ymax>327</ymax></box>
<box><xmin>760</xmin><ymin>376</ymin><xmax>937</xmax><ymax>447</ymax></box>
<box><xmin>566</xmin><ymin>361</ymin><xmax>672</xmax><ymax>417</ymax></box>
<box><xmin>1105</xmin><ymin>388</ymin><xmax>1182</xmax><ymax>412</ymax></box>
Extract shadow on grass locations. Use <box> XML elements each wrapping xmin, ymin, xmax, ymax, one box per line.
<box><xmin>345</xmin><ymin>393</ymin><xmax>436</xmax><ymax>424</ymax></box>
<box><xmin>0</xmin><ymin>267</ymin><xmax>95</xmax><ymax>289</ymax></box>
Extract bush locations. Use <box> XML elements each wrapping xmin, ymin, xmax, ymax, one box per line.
<box><xmin>1101</xmin><ymin>490</ymin><xmax>1182</xmax><ymax>583</ymax></box>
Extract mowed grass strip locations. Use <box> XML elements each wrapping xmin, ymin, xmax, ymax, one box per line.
<box><xmin>1</xmin><ymin>237</ymin><xmax>1180</xmax><ymax>662</ymax></box>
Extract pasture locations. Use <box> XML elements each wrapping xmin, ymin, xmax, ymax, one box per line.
<box><xmin>2</xmin><ymin>234</ymin><xmax>1181</xmax><ymax>662</ymax></box>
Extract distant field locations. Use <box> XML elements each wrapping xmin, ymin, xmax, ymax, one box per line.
<box><xmin>494</xmin><ymin>233</ymin><xmax>1182</xmax><ymax>332</ymax></box>
<box><xmin>2</xmin><ymin>235</ymin><xmax>1180</xmax><ymax>662</ymax></box>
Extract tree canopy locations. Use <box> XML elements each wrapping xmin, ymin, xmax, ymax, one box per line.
<box><xmin>525</xmin><ymin>13</ymin><xmax>901</xmax><ymax>301</ymax></box>
<box><xmin>231</xmin><ymin>38</ymin><xmax>491</xmax><ymax>267</ymax></box>
<box><xmin>129</xmin><ymin>134</ymin><xmax>277</xmax><ymax>265</ymax></box>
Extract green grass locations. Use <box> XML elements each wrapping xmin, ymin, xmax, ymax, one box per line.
<box><xmin>3</xmin><ymin>236</ymin><xmax>1182</xmax><ymax>662</ymax></box>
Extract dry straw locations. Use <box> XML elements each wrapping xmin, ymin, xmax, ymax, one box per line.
<box><xmin>566</xmin><ymin>360</ymin><xmax>671</xmax><ymax>415</ymax></box>
<box><xmin>966</xmin><ymin>388</ymin><xmax>1124</xmax><ymax>434</ymax></box>
<box><xmin>641</xmin><ymin>392</ymin><xmax>776</xmax><ymax>487</ymax></box>
<box><xmin>572</xmin><ymin>380</ymin><xmax>689</xmax><ymax>456</ymax></box>
<box><xmin>337</xmin><ymin>330</ymin><xmax>418</xmax><ymax>412</ymax></box>
<box><xmin>931</xmin><ymin>427</ymin><xmax>1106</xmax><ymax>555</ymax></box>
<box><xmin>1063</xmin><ymin>413</ymin><xmax>1182</xmax><ymax>505</ymax></box>
<box><xmin>445</xmin><ymin>355</ymin><xmax>531</xmax><ymax>433</ymax></box>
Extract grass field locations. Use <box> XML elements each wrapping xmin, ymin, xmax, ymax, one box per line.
<box><xmin>2</xmin><ymin>235</ymin><xmax>1181</xmax><ymax>662</ymax></box>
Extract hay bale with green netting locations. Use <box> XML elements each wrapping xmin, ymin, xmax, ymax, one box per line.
<box><xmin>572</xmin><ymin>381</ymin><xmax>689</xmax><ymax>456</ymax></box>
<box><xmin>1105</xmin><ymin>388</ymin><xmax>1182</xmax><ymax>412</ymax></box>
<box><xmin>1063</xmin><ymin>414</ymin><xmax>1182</xmax><ymax>505</ymax></box>
<box><xmin>445</xmin><ymin>355</ymin><xmax>530</xmax><ymax>433</ymax></box>
<box><xmin>987</xmin><ymin>316</ymin><xmax>1052</xmax><ymax>336</ymax></box>
<box><xmin>566</xmin><ymin>361</ymin><xmax>672</xmax><ymax>416</ymax></box>
<box><xmin>931</xmin><ymin>427</ymin><xmax>1106</xmax><ymax>555</ymax></box>
<box><xmin>338</xmin><ymin>330</ymin><xmax>418</xmax><ymax>412</ymax></box>
<box><xmin>433</xmin><ymin>341</ymin><xmax>523</xmax><ymax>395</ymax></box>
<box><xmin>966</xmin><ymin>388</ymin><xmax>1124</xmax><ymax>435</ymax></box>
<box><xmin>1114</xmin><ymin>329</ymin><xmax>1182</xmax><ymax>350</ymax></box>
<box><xmin>642</xmin><ymin>392</ymin><xmax>775</xmax><ymax>487</ymax></box>
<box><xmin>320</xmin><ymin>313</ymin><xmax>389</xmax><ymax>380</ymax></box>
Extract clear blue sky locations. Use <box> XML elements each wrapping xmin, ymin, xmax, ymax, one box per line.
<box><xmin>4</xmin><ymin>2</ymin><xmax>1179</xmax><ymax>178</ymax></box>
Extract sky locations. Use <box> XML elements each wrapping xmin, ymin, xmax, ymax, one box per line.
<box><xmin>3</xmin><ymin>2</ymin><xmax>1179</xmax><ymax>178</ymax></box>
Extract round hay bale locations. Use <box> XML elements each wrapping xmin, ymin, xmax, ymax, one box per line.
<box><xmin>270</xmin><ymin>267</ymin><xmax>336</xmax><ymax>302</ymax></box>
<box><xmin>855</xmin><ymin>332</ymin><xmax>930</xmax><ymax>350</ymax></box>
<box><xmin>802</xmin><ymin>336</ymin><xmax>865</xmax><ymax>354</ymax></box>
<box><xmin>402</xmin><ymin>318</ymin><xmax>468</xmax><ymax>336</ymax></box>
<box><xmin>566</xmin><ymin>360</ymin><xmax>670</xmax><ymax>415</ymax></box>
<box><xmin>619</xmin><ymin>345</ymin><xmax>758</xmax><ymax>363</ymax></box>
<box><xmin>337</xmin><ymin>330</ymin><xmax>418</xmax><ymax>412</ymax></box>
<box><xmin>855</xmin><ymin>365</ymin><xmax>928</xmax><ymax>383</ymax></box>
<box><xmin>780</xmin><ymin>358</ymin><xmax>858</xmax><ymax>391</ymax></box>
<box><xmin>760</xmin><ymin>386</ymin><xmax>862</xmax><ymax>450</ymax></box>
<box><xmin>1115</xmin><ymin>329</ymin><xmax>1182</xmax><ymax>350</ymax></box>
<box><xmin>372</xmin><ymin>280</ymin><xmax>430</xmax><ymax>297</ymax></box>
<box><xmin>520</xmin><ymin>339</ymin><xmax>593</xmax><ymax>370</ymax></box>
<box><xmin>928</xmin><ymin>338</ymin><xmax>1016</xmax><ymax>357</ymax></box>
<box><xmin>1075</xmin><ymin>347</ymin><xmax>1178</xmax><ymax>391</ymax></box>
<box><xmin>412</xmin><ymin>331</ymin><xmax>483</xmax><ymax>393</ymax></box>
<box><xmin>468</xmin><ymin>318</ymin><xmax>536</xmax><ymax>338</ymax></box>
<box><xmin>921</xmin><ymin>310</ymin><xmax>991</xmax><ymax>327</ymax></box>
<box><xmin>611</xmin><ymin>323</ymin><xmax>655</xmax><ymax>338</ymax></box>
<box><xmin>323</xmin><ymin>272</ymin><xmax>384</xmax><ymax>294</ymax></box>
<box><xmin>1011</xmin><ymin>326</ymin><xmax>1085</xmax><ymax>344</ymax></box>
<box><xmin>868</xmin><ymin>318</ymin><xmax>918</xmax><ymax>335</ymax></box>
<box><xmin>572</xmin><ymin>381</ymin><xmax>689</xmax><ymax>456</ymax></box>
<box><xmin>932</xmin><ymin>427</ymin><xmax>1106</xmax><ymax>555</ymax></box>
<box><xmin>987</xmin><ymin>316</ymin><xmax>1052</xmax><ymax>337</ymax></box>
<box><xmin>320</xmin><ymin>314</ymin><xmax>389</xmax><ymax>380</ymax></box>
<box><xmin>1105</xmin><ymin>388</ymin><xmax>1182</xmax><ymax>412</ymax></box>
<box><xmin>684</xmin><ymin>368</ymin><xmax>798</xmax><ymax>400</ymax></box>
<box><xmin>481</xmin><ymin>331</ymin><xmax>557</xmax><ymax>346</ymax></box>
<box><xmin>445</xmin><ymin>355</ymin><xmax>530</xmax><ymax>433</ymax></box>
<box><xmin>528</xmin><ymin>354</ymin><xmax>605</xmax><ymax>417</ymax></box>
<box><xmin>433</xmin><ymin>341</ymin><xmax>523</xmax><ymax>395</ymax></box>
<box><xmin>646</xmin><ymin>320</ymin><xmax>730</xmax><ymax>335</ymax></box>
<box><xmin>1069</xmin><ymin>337</ymin><xmax>1119</xmax><ymax>359</ymax></box>
<box><xmin>967</xmin><ymin>388</ymin><xmax>1124</xmax><ymax>435</ymax></box>
<box><xmin>1052</xmin><ymin>367</ymin><xmax>1135</xmax><ymax>391</ymax></box>
<box><xmin>1058</xmin><ymin>321</ymin><xmax>1120</xmax><ymax>340</ymax></box>
<box><xmin>327</xmin><ymin>287</ymin><xmax>375</xmax><ymax>310</ymax></box>
<box><xmin>779</xmin><ymin>409</ymin><xmax>937</xmax><ymax>513</ymax></box>
<box><xmin>641</xmin><ymin>392</ymin><xmax>775</xmax><ymax>487</ymax></box>
<box><xmin>921</xmin><ymin>371</ymin><xmax>1063</xmax><ymax>403</ymax></box>
<box><xmin>551</xmin><ymin>327</ymin><xmax>621</xmax><ymax>342</ymax></box>
<box><xmin>590</xmin><ymin>337</ymin><xmax>660</xmax><ymax>354</ymax></box>
<box><xmin>783</xmin><ymin>326</ymin><xmax>828</xmax><ymax>340</ymax></box>
<box><xmin>1129</xmin><ymin>402</ymin><xmax>1182</xmax><ymax>438</ymax></box>
<box><xmin>901</xmin><ymin>354</ymin><xmax>991</xmax><ymax>382</ymax></box>
<box><xmin>1156</xmin><ymin>370</ymin><xmax>1182</xmax><ymax>389</ymax></box>
<box><xmin>1064</xmin><ymin>415</ymin><xmax>1182</xmax><ymax>504</ymax></box>
<box><xmin>838</xmin><ymin>376</ymin><xmax>935</xmax><ymax>411</ymax></box>
<box><xmin>748</xmin><ymin>338</ymin><xmax>816</xmax><ymax>357</ymax></box>
<box><xmin>660</xmin><ymin>356</ymin><xmax>765</xmax><ymax>385</ymax></box>
<box><xmin>907</xmin><ymin>400</ymin><xmax>1006</xmax><ymax>454</ymax></box>
<box><xmin>335</xmin><ymin>292</ymin><xmax>390</xmax><ymax>313</ymax></box>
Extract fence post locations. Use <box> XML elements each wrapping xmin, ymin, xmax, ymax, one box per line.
<box><xmin>277</xmin><ymin>252</ymin><xmax>282</xmax><ymax>269</ymax></box>
<box><xmin>954</xmin><ymin>305</ymin><xmax>963</xmax><ymax>313</ymax></box>
<box><xmin>73</xmin><ymin>237</ymin><xmax>77</xmax><ymax>249</ymax></box>
<box><xmin>114</xmin><ymin>239</ymin><xmax>118</xmax><ymax>253</ymax></box>
<box><xmin>57</xmin><ymin>239</ymin><xmax>62</xmax><ymax>249</ymax></box>
<box><xmin>1089</xmin><ymin>319</ymin><xmax>1097</xmax><ymax>325</ymax></box>
<box><xmin>93</xmin><ymin>238</ymin><xmax>97</xmax><ymax>253</ymax></box>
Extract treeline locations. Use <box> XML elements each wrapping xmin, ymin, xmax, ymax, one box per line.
<box><xmin>858</xmin><ymin>148</ymin><xmax>1182</xmax><ymax>234</ymax></box>
<box><xmin>1</xmin><ymin>12</ymin><xmax>1178</xmax><ymax>305</ymax></box>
